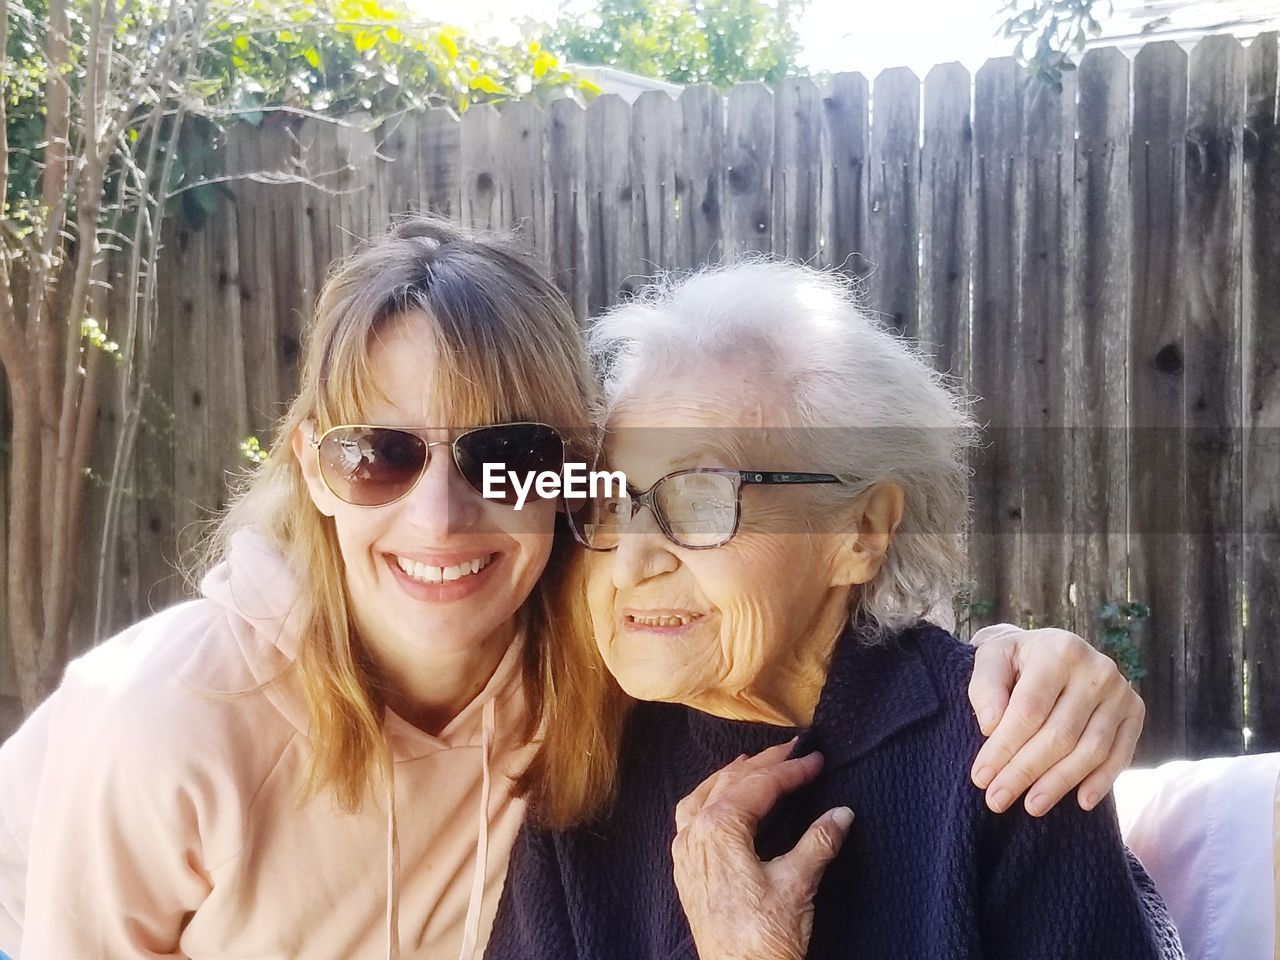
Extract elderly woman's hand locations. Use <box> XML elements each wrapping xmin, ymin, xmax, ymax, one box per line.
<box><xmin>672</xmin><ymin>741</ymin><xmax>853</xmax><ymax>960</ymax></box>
<box><xmin>967</xmin><ymin>624</ymin><xmax>1146</xmax><ymax>817</ymax></box>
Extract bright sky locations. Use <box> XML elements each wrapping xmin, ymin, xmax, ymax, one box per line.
<box><xmin>412</xmin><ymin>0</ymin><xmax>1016</xmax><ymax>77</ymax></box>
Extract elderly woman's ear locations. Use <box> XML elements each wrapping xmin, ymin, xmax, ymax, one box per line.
<box><xmin>831</xmin><ymin>482</ymin><xmax>905</xmax><ymax>586</ymax></box>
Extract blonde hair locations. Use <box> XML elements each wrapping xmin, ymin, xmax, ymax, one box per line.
<box><xmin>205</xmin><ymin>215</ymin><xmax>626</xmax><ymax>825</ymax></box>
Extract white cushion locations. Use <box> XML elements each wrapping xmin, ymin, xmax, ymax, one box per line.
<box><xmin>1115</xmin><ymin>753</ymin><xmax>1280</xmax><ymax>960</ymax></box>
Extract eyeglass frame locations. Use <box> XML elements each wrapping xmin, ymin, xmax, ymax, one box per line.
<box><xmin>307</xmin><ymin>420</ymin><xmax>565</xmax><ymax>508</ymax></box>
<box><xmin>567</xmin><ymin>466</ymin><xmax>844</xmax><ymax>551</ymax></box>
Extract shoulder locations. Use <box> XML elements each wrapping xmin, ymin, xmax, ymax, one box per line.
<box><xmin>1</xmin><ymin>599</ymin><xmax>299</xmax><ymax>852</ymax></box>
<box><xmin>898</xmin><ymin>620</ymin><xmax>977</xmax><ymax>689</ymax></box>
<box><xmin>56</xmin><ymin>598</ymin><xmax>291</xmax><ymax>754</ymax></box>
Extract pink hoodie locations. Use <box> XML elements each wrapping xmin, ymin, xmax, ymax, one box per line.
<box><xmin>0</xmin><ymin>529</ymin><xmax>538</xmax><ymax>959</ymax></box>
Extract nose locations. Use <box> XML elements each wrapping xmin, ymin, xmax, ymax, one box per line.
<box><xmin>395</xmin><ymin>443</ymin><xmax>480</xmax><ymax>537</ymax></box>
<box><xmin>611</xmin><ymin>505</ymin><xmax>679</xmax><ymax>589</ymax></box>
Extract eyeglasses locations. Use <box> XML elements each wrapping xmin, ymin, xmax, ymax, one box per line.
<box><xmin>309</xmin><ymin>421</ymin><xmax>565</xmax><ymax>507</ymax></box>
<box><xmin>566</xmin><ymin>467</ymin><xmax>843</xmax><ymax>550</ymax></box>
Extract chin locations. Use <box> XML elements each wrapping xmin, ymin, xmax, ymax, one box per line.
<box><xmin>605</xmin><ymin>651</ymin><xmax>699</xmax><ymax>705</ymax></box>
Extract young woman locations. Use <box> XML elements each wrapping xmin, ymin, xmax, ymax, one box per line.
<box><xmin>0</xmin><ymin>217</ymin><xmax>1147</xmax><ymax>959</ymax></box>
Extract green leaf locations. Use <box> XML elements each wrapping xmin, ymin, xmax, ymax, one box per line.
<box><xmin>354</xmin><ymin>30</ymin><xmax>378</xmax><ymax>53</ymax></box>
<box><xmin>234</xmin><ymin>34</ymin><xmax>250</xmax><ymax>52</ymax></box>
<box><xmin>303</xmin><ymin>47</ymin><xmax>322</xmax><ymax>69</ymax></box>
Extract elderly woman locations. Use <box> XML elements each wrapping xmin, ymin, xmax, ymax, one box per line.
<box><xmin>485</xmin><ymin>261</ymin><xmax>1182</xmax><ymax>960</ymax></box>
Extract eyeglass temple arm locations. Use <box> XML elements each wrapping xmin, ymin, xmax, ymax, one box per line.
<box><xmin>738</xmin><ymin>471</ymin><xmax>842</xmax><ymax>485</ymax></box>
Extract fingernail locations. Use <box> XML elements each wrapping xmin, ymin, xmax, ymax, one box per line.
<box><xmin>972</xmin><ymin>765</ymin><xmax>995</xmax><ymax>788</ymax></box>
<box><xmin>978</xmin><ymin>708</ymin><xmax>999</xmax><ymax>731</ymax></box>
<box><xmin>989</xmin><ymin>788</ymin><xmax>1012</xmax><ymax>813</ymax></box>
<box><xmin>1026</xmin><ymin>793</ymin><xmax>1049</xmax><ymax>817</ymax></box>
<box><xmin>830</xmin><ymin>806</ymin><xmax>854</xmax><ymax>829</ymax></box>
<box><xmin>1080</xmin><ymin>791</ymin><xmax>1099</xmax><ymax>811</ymax></box>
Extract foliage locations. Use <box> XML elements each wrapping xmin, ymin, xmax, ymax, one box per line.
<box><xmin>953</xmin><ymin>587</ymin><xmax>996</xmax><ymax>642</ymax></box>
<box><xmin>2</xmin><ymin>0</ymin><xmax>596</xmax><ymax>220</ymax></box>
<box><xmin>996</xmin><ymin>0</ymin><xmax>1111</xmax><ymax>90</ymax></box>
<box><xmin>538</xmin><ymin>0</ymin><xmax>807</xmax><ymax>88</ymax></box>
<box><xmin>1098</xmin><ymin>601</ymin><xmax>1149</xmax><ymax>683</ymax></box>
<box><xmin>198</xmin><ymin>0</ymin><xmax>595</xmax><ymax>119</ymax></box>
<box><xmin>239</xmin><ymin>435</ymin><xmax>268</xmax><ymax>465</ymax></box>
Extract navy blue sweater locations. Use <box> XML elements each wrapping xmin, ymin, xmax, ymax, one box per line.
<box><xmin>486</xmin><ymin>621</ymin><xmax>1183</xmax><ymax>960</ymax></box>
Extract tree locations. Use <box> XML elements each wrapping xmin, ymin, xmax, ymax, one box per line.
<box><xmin>539</xmin><ymin>0</ymin><xmax>807</xmax><ymax>88</ymax></box>
<box><xmin>997</xmin><ymin>0</ymin><xmax>1112</xmax><ymax>89</ymax></box>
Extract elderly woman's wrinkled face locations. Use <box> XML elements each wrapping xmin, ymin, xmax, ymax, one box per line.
<box><xmin>585</xmin><ymin>365</ymin><xmax>899</xmax><ymax>723</ymax></box>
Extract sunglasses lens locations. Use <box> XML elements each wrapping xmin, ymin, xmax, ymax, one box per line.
<box><xmin>453</xmin><ymin>423</ymin><xmax>565</xmax><ymax>504</ymax></box>
<box><xmin>318</xmin><ymin>427</ymin><xmax>427</xmax><ymax>506</ymax></box>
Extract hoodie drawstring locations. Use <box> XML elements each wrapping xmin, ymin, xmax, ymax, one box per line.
<box><xmin>458</xmin><ymin>697</ymin><xmax>495</xmax><ymax>960</ymax></box>
<box><xmin>384</xmin><ymin>696</ymin><xmax>495</xmax><ymax>960</ymax></box>
<box><xmin>386</xmin><ymin>761</ymin><xmax>402</xmax><ymax>960</ymax></box>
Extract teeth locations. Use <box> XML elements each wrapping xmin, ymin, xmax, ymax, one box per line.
<box><xmin>630</xmin><ymin>614</ymin><xmax>692</xmax><ymax>627</ymax></box>
<box><xmin>395</xmin><ymin>553</ymin><xmax>492</xmax><ymax>585</ymax></box>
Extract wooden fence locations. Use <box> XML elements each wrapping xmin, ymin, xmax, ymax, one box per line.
<box><xmin>2</xmin><ymin>35</ymin><xmax>1277</xmax><ymax>761</ymax></box>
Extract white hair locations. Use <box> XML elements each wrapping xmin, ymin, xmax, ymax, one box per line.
<box><xmin>587</xmin><ymin>258</ymin><xmax>979</xmax><ymax>633</ymax></box>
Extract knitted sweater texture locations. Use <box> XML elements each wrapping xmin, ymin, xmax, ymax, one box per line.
<box><xmin>487</xmin><ymin>621</ymin><xmax>1184</xmax><ymax>960</ymax></box>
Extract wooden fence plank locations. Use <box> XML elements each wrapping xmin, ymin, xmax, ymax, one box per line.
<box><xmin>773</xmin><ymin>77</ymin><xmax>822</xmax><ymax>263</ymax></box>
<box><xmin>969</xmin><ymin>57</ymin><xmax>1025</xmax><ymax>629</ymax></box>
<box><xmin>1244</xmin><ymin>31</ymin><xmax>1280</xmax><ymax>753</ymax></box>
<box><xmin>172</xmin><ymin>219</ymin><xmax>212</xmax><ymax>570</ymax></box>
<box><xmin>1073</xmin><ymin>48</ymin><xmax>1132</xmax><ymax>645</ymax></box>
<box><xmin>0</xmin><ymin>368</ymin><xmax>10</xmax><ymax>696</ymax></box>
<box><xmin>919</xmin><ymin>63</ymin><xmax>971</xmax><ymax>380</ymax></box>
<box><xmin>631</xmin><ymin>91</ymin><xmax>679</xmax><ymax>278</ymax></box>
<box><xmin>419</xmin><ymin>108</ymin><xmax>462</xmax><ymax>219</ymax></box>
<box><xmin>867</xmin><ymin>67</ymin><xmax>921</xmax><ymax>337</ymax></box>
<box><xmin>227</xmin><ymin>125</ymin><xmax>282</xmax><ymax>433</ymax></box>
<box><xmin>260</xmin><ymin>119</ymin><xmax>308</xmax><ymax>407</ymax></box>
<box><xmin>724</xmin><ymin>83</ymin><xmax>774</xmax><ymax>257</ymax></box>
<box><xmin>1129</xmin><ymin>42</ymin><xmax>1191</xmax><ymax>758</ymax></box>
<box><xmin>1183</xmin><ymin>35</ymin><xmax>1246</xmax><ymax>757</ymax></box>
<box><xmin>461</xmin><ymin>104</ymin><xmax>504</xmax><ymax>232</ymax></box>
<box><xmin>295</xmin><ymin>118</ymin><xmax>343</xmax><ymax>305</ymax></box>
<box><xmin>84</xmin><ymin>250</ymin><xmax>138</xmax><ymax>644</ymax></box>
<box><xmin>500</xmin><ymin>100</ymin><xmax>549</xmax><ymax>261</ymax></box>
<box><xmin>677</xmin><ymin>85</ymin><xmax>726</xmax><ymax>270</ymax></box>
<box><xmin>547</xmin><ymin>99</ymin><xmax>588</xmax><ymax>323</ymax></box>
<box><xmin>1017</xmin><ymin>73</ymin><xmax>1076</xmax><ymax>631</ymax></box>
<box><xmin>585</xmin><ymin>95</ymin><xmax>635</xmax><ymax>311</ymax></box>
<box><xmin>377</xmin><ymin>112</ymin><xmax>422</xmax><ymax>219</ymax></box>
<box><xmin>131</xmin><ymin>215</ymin><xmax>183</xmax><ymax>621</ymax></box>
<box><xmin>820</xmin><ymin>72</ymin><xmax>870</xmax><ymax>281</ymax></box>
<box><xmin>334</xmin><ymin>116</ymin><xmax>380</xmax><ymax>245</ymax></box>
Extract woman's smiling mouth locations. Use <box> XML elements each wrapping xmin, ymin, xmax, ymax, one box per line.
<box><xmin>394</xmin><ymin>552</ymin><xmax>496</xmax><ymax>584</ymax></box>
<box><xmin>623</xmin><ymin>609</ymin><xmax>705</xmax><ymax>632</ymax></box>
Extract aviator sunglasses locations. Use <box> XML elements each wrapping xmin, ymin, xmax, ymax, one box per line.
<box><xmin>309</xmin><ymin>421</ymin><xmax>565</xmax><ymax>507</ymax></box>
